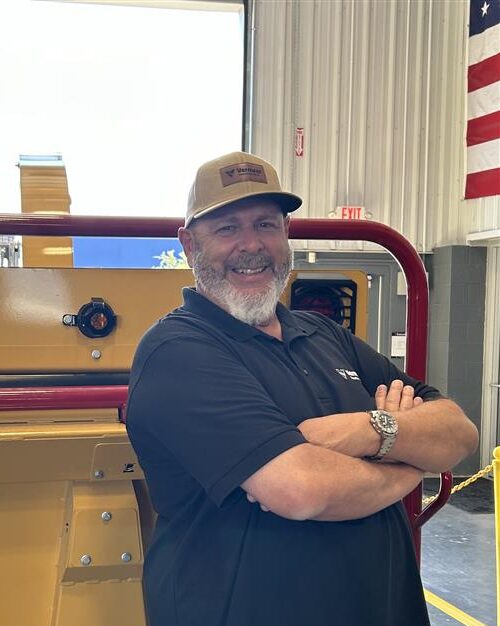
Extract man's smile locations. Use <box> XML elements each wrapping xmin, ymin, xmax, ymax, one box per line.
<box><xmin>228</xmin><ymin>265</ymin><xmax>274</xmax><ymax>286</ymax></box>
<box><xmin>232</xmin><ymin>266</ymin><xmax>268</xmax><ymax>275</ymax></box>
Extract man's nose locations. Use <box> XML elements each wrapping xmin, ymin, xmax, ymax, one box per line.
<box><xmin>237</xmin><ymin>227</ymin><xmax>264</xmax><ymax>253</ymax></box>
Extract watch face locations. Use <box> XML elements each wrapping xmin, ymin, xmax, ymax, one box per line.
<box><xmin>378</xmin><ymin>413</ymin><xmax>398</xmax><ymax>434</ymax></box>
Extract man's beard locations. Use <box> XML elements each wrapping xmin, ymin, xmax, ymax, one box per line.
<box><xmin>191</xmin><ymin>245</ymin><xmax>293</xmax><ymax>327</ymax></box>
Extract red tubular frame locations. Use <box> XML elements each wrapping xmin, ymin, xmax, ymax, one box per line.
<box><xmin>0</xmin><ymin>386</ymin><xmax>127</xmax><ymax>411</ymax></box>
<box><xmin>0</xmin><ymin>213</ymin><xmax>451</xmax><ymax>557</ymax></box>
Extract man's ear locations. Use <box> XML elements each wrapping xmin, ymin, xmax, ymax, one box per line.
<box><xmin>284</xmin><ymin>214</ymin><xmax>291</xmax><ymax>235</ymax></box>
<box><xmin>178</xmin><ymin>227</ymin><xmax>195</xmax><ymax>267</ymax></box>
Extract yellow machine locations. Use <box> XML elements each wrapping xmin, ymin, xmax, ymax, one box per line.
<box><xmin>0</xmin><ymin>264</ymin><xmax>367</xmax><ymax>626</ymax></box>
<box><xmin>0</xmin><ymin>268</ymin><xmax>196</xmax><ymax>626</ymax></box>
<box><xmin>18</xmin><ymin>154</ymin><xmax>74</xmax><ymax>268</ymax></box>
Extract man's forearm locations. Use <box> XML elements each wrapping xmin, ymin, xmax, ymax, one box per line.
<box><xmin>242</xmin><ymin>443</ymin><xmax>423</xmax><ymax>522</ymax></box>
<box><xmin>387</xmin><ymin>398</ymin><xmax>478</xmax><ymax>472</ymax></box>
<box><xmin>298</xmin><ymin>398</ymin><xmax>478</xmax><ymax>473</ymax></box>
<box><xmin>303</xmin><ymin>448</ymin><xmax>423</xmax><ymax>521</ymax></box>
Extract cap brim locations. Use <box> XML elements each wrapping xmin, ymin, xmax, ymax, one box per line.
<box><xmin>187</xmin><ymin>191</ymin><xmax>303</xmax><ymax>226</ymax></box>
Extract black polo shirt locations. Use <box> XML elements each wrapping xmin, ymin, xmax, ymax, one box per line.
<box><xmin>127</xmin><ymin>288</ymin><xmax>436</xmax><ymax>626</ymax></box>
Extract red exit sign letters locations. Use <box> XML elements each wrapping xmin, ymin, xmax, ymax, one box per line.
<box><xmin>335</xmin><ymin>206</ymin><xmax>366</xmax><ymax>220</ymax></box>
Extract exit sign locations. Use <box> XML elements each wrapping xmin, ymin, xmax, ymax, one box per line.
<box><xmin>334</xmin><ymin>206</ymin><xmax>367</xmax><ymax>220</ymax></box>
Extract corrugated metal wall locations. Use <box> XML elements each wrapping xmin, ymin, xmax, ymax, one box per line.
<box><xmin>250</xmin><ymin>0</ymin><xmax>500</xmax><ymax>253</ymax></box>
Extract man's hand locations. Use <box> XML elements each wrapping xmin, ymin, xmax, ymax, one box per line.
<box><xmin>297</xmin><ymin>380</ymin><xmax>421</xmax><ymax>458</ymax></box>
<box><xmin>246</xmin><ymin>492</ymin><xmax>269</xmax><ymax>511</ymax></box>
<box><xmin>375</xmin><ymin>380</ymin><xmax>423</xmax><ymax>412</ymax></box>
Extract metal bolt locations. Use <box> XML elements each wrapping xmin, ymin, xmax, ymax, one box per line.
<box><xmin>62</xmin><ymin>314</ymin><xmax>73</xmax><ymax>325</ymax></box>
<box><xmin>101</xmin><ymin>511</ymin><xmax>112</xmax><ymax>522</ymax></box>
<box><xmin>94</xmin><ymin>470</ymin><xmax>104</xmax><ymax>479</ymax></box>
<box><xmin>91</xmin><ymin>349</ymin><xmax>101</xmax><ymax>360</ymax></box>
<box><xmin>121</xmin><ymin>552</ymin><xmax>132</xmax><ymax>563</ymax></box>
<box><xmin>80</xmin><ymin>554</ymin><xmax>92</xmax><ymax>566</ymax></box>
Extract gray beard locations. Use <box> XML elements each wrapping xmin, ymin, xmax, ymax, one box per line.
<box><xmin>192</xmin><ymin>247</ymin><xmax>293</xmax><ymax>327</ymax></box>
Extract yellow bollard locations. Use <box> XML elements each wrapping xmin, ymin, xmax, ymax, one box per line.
<box><xmin>494</xmin><ymin>447</ymin><xmax>500</xmax><ymax>626</ymax></box>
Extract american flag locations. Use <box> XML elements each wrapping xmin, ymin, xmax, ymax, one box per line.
<box><xmin>465</xmin><ymin>0</ymin><xmax>500</xmax><ymax>199</ymax></box>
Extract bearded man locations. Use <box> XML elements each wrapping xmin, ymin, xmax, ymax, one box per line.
<box><xmin>126</xmin><ymin>151</ymin><xmax>478</xmax><ymax>626</ymax></box>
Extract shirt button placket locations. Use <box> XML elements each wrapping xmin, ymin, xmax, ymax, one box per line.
<box><xmin>286</xmin><ymin>345</ymin><xmax>309</xmax><ymax>376</ymax></box>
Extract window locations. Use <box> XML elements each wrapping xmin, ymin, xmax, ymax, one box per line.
<box><xmin>0</xmin><ymin>0</ymin><xmax>245</xmax><ymax>219</ymax></box>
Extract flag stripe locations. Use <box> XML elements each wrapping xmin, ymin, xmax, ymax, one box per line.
<box><xmin>465</xmin><ymin>167</ymin><xmax>500</xmax><ymax>198</ymax></box>
<box><xmin>468</xmin><ymin>21</ymin><xmax>500</xmax><ymax>66</ymax></box>
<box><xmin>467</xmin><ymin>110</ymin><xmax>500</xmax><ymax>145</ymax></box>
<box><xmin>468</xmin><ymin>52</ymin><xmax>500</xmax><ymax>92</ymax></box>
<box><xmin>466</xmin><ymin>137</ymin><xmax>500</xmax><ymax>173</ymax></box>
<box><xmin>466</xmin><ymin>0</ymin><xmax>500</xmax><ymax>200</ymax></box>
<box><xmin>468</xmin><ymin>80</ymin><xmax>500</xmax><ymax>120</ymax></box>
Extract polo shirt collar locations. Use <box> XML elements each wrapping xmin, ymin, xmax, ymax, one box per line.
<box><xmin>182</xmin><ymin>287</ymin><xmax>317</xmax><ymax>343</ymax></box>
<box><xmin>277</xmin><ymin>303</ymin><xmax>318</xmax><ymax>341</ymax></box>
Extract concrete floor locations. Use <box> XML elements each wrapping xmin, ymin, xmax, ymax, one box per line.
<box><xmin>421</xmin><ymin>491</ymin><xmax>495</xmax><ymax>626</ymax></box>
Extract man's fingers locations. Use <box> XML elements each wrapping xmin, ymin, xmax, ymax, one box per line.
<box><xmin>247</xmin><ymin>492</ymin><xmax>269</xmax><ymax>512</ymax></box>
<box><xmin>375</xmin><ymin>384</ymin><xmax>387</xmax><ymax>409</ymax></box>
<box><xmin>399</xmin><ymin>385</ymin><xmax>415</xmax><ymax>411</ymax></box>
<box><xmin>375</xmin><ymin>380</ymin><xmax>422</xmax><ymax>411</ymax></box>
<box><xmin>383</xmin><ymin>379</ymin><xmax>404</xmax><ymax>411</ymax></box>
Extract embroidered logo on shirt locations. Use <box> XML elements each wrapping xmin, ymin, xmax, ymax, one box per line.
<box><xmin>335</xmin><ymin>368</ymin><xmax>360</xmax><ymax>381</ymax></box>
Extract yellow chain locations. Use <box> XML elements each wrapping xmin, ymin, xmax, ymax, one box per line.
<box><xmin>422</xmin><ymin>464</ymin><xmax>493</xmax><ymax>506</ymax></box>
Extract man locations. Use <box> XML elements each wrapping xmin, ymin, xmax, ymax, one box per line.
<box><xmin>126</xmin><ymin>151</ymin><xmax>478</xmax><ymax>626</ymax></box>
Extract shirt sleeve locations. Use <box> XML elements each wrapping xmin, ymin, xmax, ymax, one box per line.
<box><xmin>126</xmin><ymin>334</ymin><xmax>306</xmax><ymax>508</ymax></box>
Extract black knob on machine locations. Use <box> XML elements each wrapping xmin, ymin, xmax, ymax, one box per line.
<box><xmin>62</xmin><ymin>297</ymin><xmax>117</xmax><ymax>338</ymax></box>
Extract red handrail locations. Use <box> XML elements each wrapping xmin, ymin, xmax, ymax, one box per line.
<box><xmin>0</xmin><ymin>213</ymin><xmax>452</xmax><ymax>558</ymax></box>
<box><xmin>0</xmin><ymin>386</ymin><xmax>127</xmax><ymax>411</ymax></box>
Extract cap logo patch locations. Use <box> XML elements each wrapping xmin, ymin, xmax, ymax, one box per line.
<box><xmin>220</xmin><ymin>162</ymin><xmax>268</xmax><ymax>187</ymax></box>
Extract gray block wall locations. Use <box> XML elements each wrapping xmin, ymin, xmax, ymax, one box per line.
<box><xmin>426</xmin><ymin>246</ymin><xmax>486</xmax><ymax>474</ymax></box>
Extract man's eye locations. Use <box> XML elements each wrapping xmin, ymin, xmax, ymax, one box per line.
<box><xmin>216</xmin><ymin>225</ymin><xmax>236</xmax><ymax>234</ymax></box>
<box><xmin>258</xmin><ymin>222</ymin><xmax>276</xmax><ymax>229</ymax></box>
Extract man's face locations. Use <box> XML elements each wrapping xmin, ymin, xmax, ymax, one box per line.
<box><xmin>178</xmin><ymin>198</ymin><xmax>292</xmax><ymax>326</ymax></box>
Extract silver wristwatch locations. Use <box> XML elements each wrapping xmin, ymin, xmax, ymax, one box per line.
<box><xmin>365</xmin><ymin>409</ymin><xmax>398</xmax><ymax>460</ymax></box>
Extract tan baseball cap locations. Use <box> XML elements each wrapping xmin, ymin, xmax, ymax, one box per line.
<box><xmin>185</xmin><ymin>151</ymin><xmax>302</xmax><ymax>226</ymax></box>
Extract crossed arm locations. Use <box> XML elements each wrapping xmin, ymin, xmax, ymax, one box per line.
<box><xmin>241</xmin><ymin>382</ymin><xmax>478</xmax><ymax>522</ymax></box>
<box><xmin>298</xmin><ymin>381</ymin><xmax>478</xmax><ymax>473</ymax></box>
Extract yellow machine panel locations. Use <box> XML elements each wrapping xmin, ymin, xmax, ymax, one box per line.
<box><xmin>0</xmin><ymin>267</ymin><xmax>194</xmax><ymax>372</ymax></box>
<box><xmin>1</xmin><ymin>479</ymin><xmax>147</xmax><ymax>626</ymax></box>
<box><xmin>0</xmin><ymin>398</ymin><xmax>149</xmax><ymax>626</ymax></box>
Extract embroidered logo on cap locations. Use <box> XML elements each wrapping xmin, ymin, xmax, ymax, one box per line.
<box><xmin>220</xmin><ymin>162</ymin><xmax>268</xmax><ymax>187</ymax></box>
